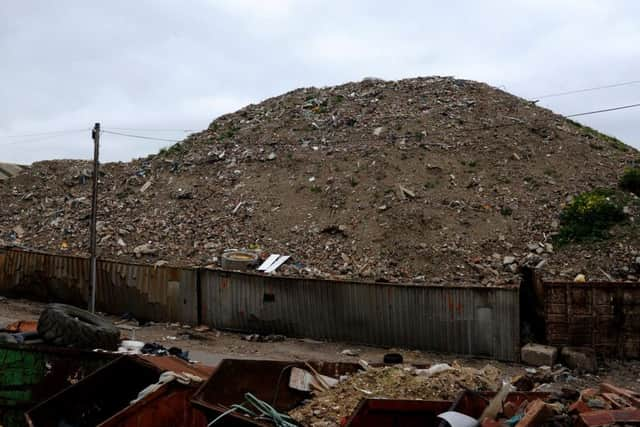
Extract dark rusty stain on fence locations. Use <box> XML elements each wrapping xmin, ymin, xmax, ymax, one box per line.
<box><xmin>0</xmin><ymin>248</ymin><xmax>197</xmax><ymax>324</ymax></box>
<box><xmin>544</xmin><ymin>281</ymin><xmax>640</xmax><ymax>358</ymax></box>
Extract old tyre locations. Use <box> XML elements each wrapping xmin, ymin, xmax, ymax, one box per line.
<box><xmin>37</xmin><ymin>303</ymin><xmax>120</xmax><ymax>350</ymax></box>
<box><xmin>383</xmin><ymin>353</ymin><xmax>404</xmax><ymax>364</ymax></box>
<box><xmin>220</xmin><ymin>250</ymin><xmax>259</xmax><ymax>271</ymax></box>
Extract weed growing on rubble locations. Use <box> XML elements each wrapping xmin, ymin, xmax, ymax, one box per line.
<box><xmin>568</xmin><ymin>119</ymin><xmax>629</xmax><ymax>152</ymax></box>
<box><xmin>555</xmin><ymin>189</ymin><xmax>627</xmax><ymax>245</ymax></box>
<box><xmin>620</xmin><ymin>167</ymin><xmax>640</xmax><ymax>196</ymax></box>
<box><xmin>158</xmin><ymin>143</ymin><xmax>185</xmax><ymax>156</ymax></box>
<box><xmin>500</xmin><ymin>206</ymin><xmax>513</xmax><ymax>216</ymax></box>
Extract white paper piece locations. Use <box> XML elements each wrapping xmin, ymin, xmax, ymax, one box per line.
<box><xmin>258</xmin><ymin>254</ymin><xmax>280</xmax><ymax>271</ymax></box>
<box><xmin>289</xmin><ymin>367</ymin><xmax>339</xmax><ymax>392</ymax></box>
<box><xmin>437</xmin><ymin>412</ymin><xmax>479</xmax><ymax>427</ymax></box>
<box><xmin>265</xmin><ymin>255</ymin><xmax>290</xmax><ymax>273</ymax></box>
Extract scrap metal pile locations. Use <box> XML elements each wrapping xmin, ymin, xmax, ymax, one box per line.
<box><xmin>1</xmin><ymin>76</ymin><xmax>639</xmax><ymax>285</ymax></box>
<box><xmin>1</xmin><ymin>303</ymin><xmax>640</xmax><ymax>426</ymax></box>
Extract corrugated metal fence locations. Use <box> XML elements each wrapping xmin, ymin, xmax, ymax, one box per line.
<box><xmin>200</xmin><ymin>270</ymin><xmax>519</xmax><ymax>361</ymax></box>
<box><xmin>0</xmin><ymin>247</ymin><xmax>520</xmax><ymax>360</ymax></box>
<box><xmin>0</xmin><ymin>248</ymin><xmax>198</xmax><ymax>325</ymax></box>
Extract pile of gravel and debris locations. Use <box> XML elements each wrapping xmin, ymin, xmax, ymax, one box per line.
<box><xmin>1</xmin><ymin>76</ymin><xmax>639</xmax><ymax>285</ymax></box>
<box><xmin>289</xmin><ymin>362</ymin><xmax>501</xmax><ymax>426</ymax></box>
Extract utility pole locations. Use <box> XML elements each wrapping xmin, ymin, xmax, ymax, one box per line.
<box><xmin>89</xmin><ymin>123</ymin><xmax>100</xmax><ymax>313</ymax></box>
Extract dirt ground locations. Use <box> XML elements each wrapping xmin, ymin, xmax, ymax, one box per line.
<box><xmin>1</xmin><ymin>297</ymin><xmax>639</xmax><ymax>394</ymax></box>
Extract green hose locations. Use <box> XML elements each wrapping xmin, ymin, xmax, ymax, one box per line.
<box><xmin>208</xmin><ymin>392</ymin><xmax>298</xmax><ymax>427</ymax></box>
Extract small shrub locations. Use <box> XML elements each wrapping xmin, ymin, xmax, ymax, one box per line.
<box><xmin>310</xmin><ymin>185</ymin><xmax>321</xmax><ymax>193</ymax></box>
<box><xmin>555</xmin><ymin>189</ymin><xmax>627</xmax><ymax>244</ymax></box>
<box><xmin>620</xmin><ymin>167</ymin><xmax>640</xmax><ymax>196</ymax></box>
<box><xmin>500</xmin><ymin>206</ymin><xmax>513</xmax><ymax>216</ymax></box>
<box><xmin>158</xmin><ymin>143</ymin><xmax>184</xmax><ymax>156</ymax></box>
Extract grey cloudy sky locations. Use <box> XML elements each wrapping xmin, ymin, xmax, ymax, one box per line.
<box><xmin>1</xmin><ymin>0</ymin><xmax>639</xmax><ymax>164</ymax></box>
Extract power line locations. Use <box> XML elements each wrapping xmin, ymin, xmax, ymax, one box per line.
<box><xmin>108</xmin><ymin>127</ymin><xmax>196</xmax><ymax>133</ymax></box>
<box><xmin>0</xmin><ymin>129</ymin><xmax>90</xmax><ymax>147</ymax></box>
<box><xmin>3</xmin><ymin>94</ymin><xmax>639</xmax><ymax>148</ymax></box>
<box><xmin>534</xmin><ymin>80</ymin><xmax>640</xmax><ymax>100</ymax></box>
<box><xmin>567</xmin><ymin>102</ymin><xmax>640</xmax><ymax>118</ymax></box>
<box><xmin>3</xmin><ymin>128</ymin><xmax>90</xmax><ymax>138</ymax></box>
<box><xmin>101</xmin><ymin>129</ymin><xmax>182</xmax><ymax>143</ymax></box>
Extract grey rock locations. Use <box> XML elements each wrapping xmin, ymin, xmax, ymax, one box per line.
<box><xmin>502</xmin><ymin>256</ymin><xmax>516</xmax><ymax>265</ymax></box>
<box><xmin>521</xmin><ymin>343</ymin><xmax>558</xmax><ymax>367</ymax></box>
<box><xmin>133</xmin><ymin>243</ymin><xmax>158</xmax><ymax>257</ymax></box>
<box><xmin>561</xmin><ymin>346</ymin><xmax>597</xmax><ymax>373</ymax></box>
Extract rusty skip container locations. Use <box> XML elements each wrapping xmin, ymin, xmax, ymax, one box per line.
<box><xmin>191</xmin><ymin>359</ymin><xmax>363</xmax><ymax>426</ymax></box>
<box><xmin>345</xmin><ymin>399</ymin><xmax>454</xmax><ymax>427</ymax></box>
<box><xmin>345</xmin><ymin>392</ymin><xmax>551</xmax><ymax>427</ymax></box>
<box><xmin>26</xmin><ymin>355</ymin><xmax>212</xmax><ymax>427</ymax></box>
<box><xmin>0</xmin><ymin>342</ymin><xmax>116</xmax><ymax>427</ymax></box>
<box><xmin>100</xmin><ymin>355</ymin><xmax>215</xmax><ymax>427</ymax></box>
<box><xmin>98</xmin><ymin>382</ymin><xmax>208</xmax><ymax>427</ymax></box>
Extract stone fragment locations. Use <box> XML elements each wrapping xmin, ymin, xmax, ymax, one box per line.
<box><xmin>521</xmin><ymin>343</ymin><xmax>558</xmax><ymax>367</ymax></box>
<box><xmin>561</xmin><ymin>346</ymin><xmax>597</xmax><ymax>373</ymax></box>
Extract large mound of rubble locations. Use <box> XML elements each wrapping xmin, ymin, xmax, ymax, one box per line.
<box><xmin>1</xmin><ymin>76</ymin><xmax>639</xmax><ymax>285</ymax></box>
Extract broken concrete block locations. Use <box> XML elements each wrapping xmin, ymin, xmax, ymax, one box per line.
<box><xmin>521</xmin><ymin>343</ymin><xmax>558</xmax><ymax>367</ymax></box>
<box><xmin>561</xmin><ymin>346</ymin><xmax>597</xmax><ymax>373</ymax></box>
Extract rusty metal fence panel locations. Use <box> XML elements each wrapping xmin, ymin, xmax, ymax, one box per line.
<box><xmin>200</xmin><ymin>270</ymin><xmax>520</xmax><ymax>361</ymax></box>
<box><xmin>544</xmin><ymin>281</ymin><xmax>640</xmax><ymax>358</ymax></box>
<box><xmin>0</xmin><ymin>248</ymin><xmax>198</xmax><ymax>324</ymax></box>
<box><xmin>96</xmin><ymin>259</ymin><xmax>199</xmax><ymax>325</ymax></box>
<box><xmin>0</xmin><ymin>247</ymin><xmax>520</xmax><ymax>360</ymax></box>
<box><xmin>0</xmin><ymin>249</ymin><xmax>89</xmax><ymax>305</ymax></box>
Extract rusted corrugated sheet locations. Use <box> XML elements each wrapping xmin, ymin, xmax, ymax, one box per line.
<box><xmin>0</xmin><ymin>248</ymin><xmax>89</xmax><ymax>305</ymax></box>
<box><xmin>200</xmin><ymin>270</ymin><xmax>520</xmax><ymax>361</ymax></box>
<box><xmin>545</xmin><ymin>281</ymin><xmax>640</xmax><ymax>358</ymax></box>
<box><xmin>0</xmin><ymin>248</ymin><xmax>198</xmax><ymax>324</ymax></box>
<box><xmin>0</xmin><ymin>247</ymin><xmax>520</xmax><ymax>360</ymax></box>
<box><xmin>97</xmin><ymin>259</ymin><xmax>198</xmax><ymax>325</ymax></box>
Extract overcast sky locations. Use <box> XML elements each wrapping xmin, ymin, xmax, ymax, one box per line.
<box><xmin>1</xmin><ymin>0</ymin><xmax>639</xmax><ymax>164</ymax></box>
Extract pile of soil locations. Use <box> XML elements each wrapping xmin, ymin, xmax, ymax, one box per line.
<box><xmin>1</xmin><ymin>76</ymin><xmax>639</xmax><ymax>285</ymax></box>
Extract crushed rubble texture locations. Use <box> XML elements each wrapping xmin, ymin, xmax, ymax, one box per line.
<box><xmin>289</xmin><ymin>363</ymin><xmax>501</xmax><ymax>426</ymax></box>
<box><xmin>1</xmin><ymin>76</ymin><xmax>639</xmax><ymax>284</ymax></box>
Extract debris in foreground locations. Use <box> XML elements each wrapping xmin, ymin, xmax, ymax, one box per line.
<box><xmin>289</xmin><ymin>362</ymin><xmax>502</xmax><ymax>425</ymax></box>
